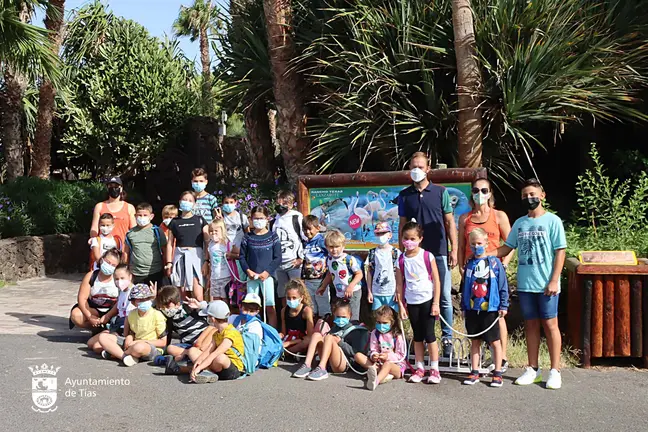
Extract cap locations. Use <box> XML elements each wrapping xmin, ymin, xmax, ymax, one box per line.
<box><xmin>374</xmin><ymin>222</ymin><xmax>392</xmax><ymax>235</ymax></box>
<box><xmin>129</xmin><ymin>283</ymin><xmax>155</xmax><ymax>300</ymax></box>
<box><xmin>241</xmin><ymin>293</ymin><xmax>262</xmax><ymax>307</ymax></box>
<box><xmin>105</xmin><ymin>176</ymin><xmax>123</xmax><ymax>186</ymax></box>
<box><xmin>199</xmin><ymin>300</ymin><xmax>230</xmax><ymax>319</ymax></box>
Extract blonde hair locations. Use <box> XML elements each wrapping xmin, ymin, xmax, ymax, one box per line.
<box><xmin>469</xmin><ymin>227</ymin><xmax>488</xmax><ymax>243</ymax></box>
<box><xmin>208</xmin><ymin>220</ymin><xmax>227</xmax><ymax>244</ymax></box>
<box><xmin>410</xmin><ymin>151</ymin><xmax>430</xmax><ymax>167</ymax></box>
<box><xmin>285</xmin><ymin>279</ymin><xmax>313</xmax><ymax>308</ymax></box>
<box><xmin>162</xmin><ymin>204</ymin><xmax>178</xmax><ymax>218</ymax></box>
<box><xmin>325</xmin><ymin>229</ymin><xmax>346</xmax><ymax>248</ymax></box>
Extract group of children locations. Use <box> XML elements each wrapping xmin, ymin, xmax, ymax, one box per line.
<box><xmin>76</xmin><ymin>169</ymin><xmax>565</xmax><ymax>390</ymax></box>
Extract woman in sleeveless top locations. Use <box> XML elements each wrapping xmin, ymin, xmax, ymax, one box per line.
<box><xmin>458</xmin><ymin>177</ymin><xmax>513</xmax><ymax>365</ymax></box>
<box><xmin>69</xmin><ymin>249</ymin><xmax>122</xmax><ymax>334</ymax></box>
<box><xmin>89</xmin><ymin>176</ymin><xmax>136</xmax><ymax>244</ymax></box>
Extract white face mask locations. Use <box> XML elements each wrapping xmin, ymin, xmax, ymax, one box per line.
<box><xmin>377</xmin><ymin>234</ymin><xmax>390</xmax><ymax>245</ymax></box>
<box><xmin>410</xmin><ymin>168</ymin><xmax>427</xmax><ymax>183</ymax></box>
<box><xmin>99</xmin><ymin>225</ymin><xmax>114</xmax><ymax>236</ymax></box>
<box><xmin>136</xmin><ymin>216</ymin><xmax>150</xmax><ymax>227</ymax></box>
<box><xmin>472</xmin><ymin>192</ymin><xmax>491</xmax><ymax>206</ymax></box>
<box><xmin>162</xmin><ymin>218</ymin><xmax>172</xmax><ymax>226</ymax></box>
<box><xmin>253</xmin><ymin>219</ymin><xmax>267</xmax><ymax>229</ymax></box>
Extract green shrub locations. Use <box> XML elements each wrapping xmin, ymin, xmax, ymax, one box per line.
<box><xmin>567</xmin><ymin>143</ymin><xmax>648</xmax><ymax>257</ymax></box>
<box><xmin>0</xmin><ymin>177</ymin><xmax>106</xmax><ymax>238</ymax></box>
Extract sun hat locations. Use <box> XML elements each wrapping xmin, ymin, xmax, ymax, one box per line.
<box><xmin>241</xmin><ymin>293</ymin><xmax>262</xmax><ymax>307</ymax></box>
<box><xmin>199</xmin><ymin>300</ymin><xmax>230</xmax><ymax>319</ymax></box>
<box><xmin>129</xmin><ymin>283</ymin><xmax>155</xmax><ymax>300</ymax></box>
<box><xmin>374</xmin><ymin>222</ymin><xmax>392</xmax><ymax>235</ymax></box>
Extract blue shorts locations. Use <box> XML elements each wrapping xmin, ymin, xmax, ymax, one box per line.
<box><xmin>165</xmin><ymin>343</ymin><xmax>192</xmax><ymax>354</ymax></box>
<box><xmin>247</xmin><ymin>278</ymin><xmax>275</xmax><ymax>307</ymax></box>
<box><xmin>372</xmin><ymin>295</ymin><xmax>399</xmax><ymax>311</ymax></box>
<box><xmin>518</xmin><ymin>292</ymin><xmax>559</xmax><ymax>320</ymax></box>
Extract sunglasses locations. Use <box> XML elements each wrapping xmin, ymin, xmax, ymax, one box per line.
<box><xmin>472</xmin><ymin>187</ymin><xmax>490</xmax><ymax>194</ymax></box>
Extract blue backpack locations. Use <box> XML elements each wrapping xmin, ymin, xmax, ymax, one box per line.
<box><xmin>232</xmin><ymin>315</ymin><xmax>283</xmax><ymax>373</ymax></box>
<box><xmin>124</xmin><ymin>225</ymin><xmax>164</xmax><ymax>260</ymax></box>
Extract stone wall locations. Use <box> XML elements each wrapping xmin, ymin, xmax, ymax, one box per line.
<box><xmin>0</xmin><ymin>233</ymin><xmax>88</xmax><ymax>281</ymax></box>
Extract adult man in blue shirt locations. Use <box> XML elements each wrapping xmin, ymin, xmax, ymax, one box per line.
<box><xmin>398</xmin><ymin>152</ymin><xmax>458</xmax><ymax>357</ymax></box>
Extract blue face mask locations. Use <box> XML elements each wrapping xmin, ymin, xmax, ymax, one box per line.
<box><xmin>192</xmin><ymin>182</ymin><xmax>206</xmax><ymax>193</ymax></box>
<box><xmin>287</xmin><ymin>298</ymin><xmax>301</xmax><ymax>309</ymax></box>
<box><xmin>375</xmin><ymin>323</ymin><xmax>392</xmax><ymax>334</ymax></box>
<box><xmin>100</xmin><ymin>261</ymin><xmax>116</xmax><ymax>276</ymax></box>
<box><xmin>179</xmin><ymin>200</ymin><xmax>194</xmax><ymax>212</ymax></box>
<box><xmin>137</xmin><ymin>300</ymin><xmax>153</xmax><ymax>312</ymax></box>
<box><xmin>471</xmin><ymin>245</ymin><xmax>486</xmax><ymax>256</ymax></box>
<box><xmin>333</xmin><ymin>317</ymin><xmax>350</xmax><ymax>328</ymax></box>
<box><xmin>222</xmin><ymin>203</ymin><xmax>236</xmax><ymax>214</ymax></box>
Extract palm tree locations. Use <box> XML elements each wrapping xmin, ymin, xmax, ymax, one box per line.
<box><xmin>451</xmin><ymin>0</ymin><xmax>483</xmax><ymax>168</ymax></box>
<box><xmin>0</xmin><ymin>0</ymin><xmax>59</xmax><ymax>181</ymax></box>
<box><xmin>31</xmin><ymin>0</ymin><xmax>65</xmax><ymax>179</ymax></box>
<box><xmin>262</xmin><ymin>0</ymin><xmax>310</xmax><ymax>184</ymax></box>
<box><xmin>173</xmin><ymin>0</ymin><xmax>220</xmax><ymax>116</ymax></box>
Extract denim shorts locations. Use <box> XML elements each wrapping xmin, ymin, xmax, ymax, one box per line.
<box><xmin>372</xmin><ymin>295</ymin><xmax>398</xmax><ymax>311</ymax></box>
<box><xmin>518</xmin><ymin>292</ymin><xmax>559</xmax><ymax>320</ymax></box>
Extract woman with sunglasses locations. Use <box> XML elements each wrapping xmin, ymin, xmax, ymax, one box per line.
<box><xmin>458</xmin><ymin>178</ymin><xmax>514</xmax><ymax>370</ymax></box>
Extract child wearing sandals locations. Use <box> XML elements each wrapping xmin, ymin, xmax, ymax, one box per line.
<box><xmin>396</xmin><ymin>221</ymin><xmax>442</xmax><ymax>384</ymax></box>
<box><xmin>292</xmin><ymin>299</ymin><xmax>369</xmax><ymax>381</ymax></box>
<box><xmin>280</xmin><ymin>279</ymin><xmax>314</xmax><ymax>355</ymax></box>
<box><xmin>355</xmin><ymin>305</ymin><xmax>407</xmax><ymax>391</ymax></box>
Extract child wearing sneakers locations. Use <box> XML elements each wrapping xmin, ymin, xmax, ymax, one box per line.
<box><xmin>188</xmin><ymin>300</ymin><xmax>245</xmax><ymax>383</ymax></box>
<box><xmin>301</xmin><ymin>215</ymin><xmax>330</xmax><ymax>318</ymax></box>
<box><xmin>89</xmin><ymin>213</ymin><xmax>122</xmax><ymax>271</ymax></box>
<box><xmin>317</xmin><ymin>230</ymin><xmax>363</xmax><ymax>320</ymax></box>
<box><xmin>497</xmin><ymin>178</ymin><xmax>566</xmax><ymax>390</ymax></box>
<box><xmin>97</xmin><ymin>284</ymin><xmax>167</xmax><ymax>366</ymax></box>
<box><xmin>396</xmin><ymin>221</ymin><xmax>442</xmax><ymax>384</ymax></box>
<box><xmin>461</xmin><ymin>228</ymin><xmax>509</xmax><ymax>388</ymax></box>
<box><xmin>365</xmin><ymin>222</ymin><xmax>401</xmax><ymax>311</ymax></box>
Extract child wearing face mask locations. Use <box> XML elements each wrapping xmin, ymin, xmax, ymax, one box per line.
<box><xmin>89</xmin><ymin>213</ymin><xmax>122</xmax><ymax>271</ymax></box>
<box><xmin>461</xmin><ymin>228</ymin><xmax>509</xmax><ymax>387</ymax></box>
<box><xmin>160</xmin><ymin>205</ymin><xmax>178</xmax><ymax>241</ymax></box>
<box><xmin>203</xmin><ymin>221</ymin><xmax>231</xmax><ymax>301</ymax></box>
<box><xmin>165</xmin><ymin>191</ymin><xmax>208</xmax><ymax>302</ymax></box>
<box><xmin>396</xmin><ymin>221</ymin><xmax>442</xmax><ymax>385</ymax></box>
<box><xmin>355</xmin><ymin>305</ymin><xmax>407</xmax><ymax>390</ymax></box>
<box><xmin>240</xmin><ymin>206</ymin><xmax>282</xmax><ymax>328</ymax></box>
<box><xmin>365</xmin><ymin>222</ymin><xmax>401</xmax><ymax>311</ymax></box>
<box><xmin>97</xmin><ymin>283</ymin><xmax>167</xmax><ymax>366</ymax></box>
<box><xmin>301</xmin><ymin>215</ymin><xmax>330</xmax><ymax>319</ymax></box>
<box><xmin>220</xmin><ymin>195</ymin><xmax>249</xmax><ymax>251</ymax></box>
<box><xmin>190</xmin><ymin>168</ymin><xmax>219</xmax><ymax>224</ymax></box>
<box><xmin>292</xmin><ymin>299</ymin><xmax>369</xmax><ymax>381</ymax></box>
<box><xmin>280</xmin><ymin>279</ymin><xmax>314</xmax><ymax>355</ymax></box>
<box><xmin>124</xmin><ymin>203</ymin><xmax>167</xmax><ymax>287</ymax></box>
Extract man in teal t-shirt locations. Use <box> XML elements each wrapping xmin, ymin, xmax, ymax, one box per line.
<box><xmin>497</xmin><ymin>178</ymin><xmax>566</xmax><ymax>390</ymax></box>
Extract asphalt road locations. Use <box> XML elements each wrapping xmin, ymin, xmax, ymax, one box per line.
<box><xmin>1</xmin><ymin>276</ymin><xmax>647</xmax><ymax>432</ymax></box>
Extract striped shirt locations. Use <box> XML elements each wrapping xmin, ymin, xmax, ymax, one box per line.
<box><xmin>168</xmin><ymin>305</ymin><xmax>209</xmax><ymax>344</ymax></box>
<box><xmin>194</xmin><ymin>193</ymin><xmax>219</xmax><ymax>224</ymax></box>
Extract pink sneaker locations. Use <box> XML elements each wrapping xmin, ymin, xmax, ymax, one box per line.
<box><xmin>427</xmin><ymin>369</ymin><xmax>441</xmax><ymax>384</ymax></box>
<box><xmin>408</xmin><ymin>368</ymin><xmax>425</xmax><ymax>383</ymax></box>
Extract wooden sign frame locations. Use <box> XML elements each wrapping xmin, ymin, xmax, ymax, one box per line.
<box><xmin>578</xmin><ymin>251</ymin><xmax>638</xmax><ymax>266</ymax></box>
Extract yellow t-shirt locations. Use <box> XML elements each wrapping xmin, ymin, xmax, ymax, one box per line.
<box><xmin>213</xmin><ymin>324</ymin><xmax>244</xmax><ymax>372</ymax></box>
<box><xmin>127</xmin><ymin>309</ymin><xmax>167</xmax><ymax>341</ymax></box>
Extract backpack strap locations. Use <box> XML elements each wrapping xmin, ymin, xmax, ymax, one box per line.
<box><xmin>292</xmin><ymin>214</ymin><xmax>301</xmax><ymax>240</ymax></box>
<box><xmin>367</xmin><ymin>249</ymin><xmax>376</xmax><ymax>270</ymax></box>
<box><xmin>239</xmin><ymin>210</ymin><xmax>244</xmax><ymax>230</ymax></box>
<box><xmin>391</xmin><ymin>248</ymin><xmax>398</xmax><ymax>267</ymax></box>
<box><xmin>152</xmin><ymin>225</ymin><xmax>163</xmax><ymax>256</ymax></box>
<box><xmin>398</xmin><ymin>254</ymin><xmax>405</xmax><ymax>277</ymax></box>
<box><xmin>424</xmin><ymin>251</ymin><xmax>433</xmax><ymax>280</ymax></box>
<box><xmin>89</xmin><ymin>269</ymin><xmax>100</xmax><ymax>286</ymax></box>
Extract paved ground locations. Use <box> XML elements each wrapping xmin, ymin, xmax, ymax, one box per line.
<box><xmin>1</xmin><ymin>275</ymin><xmax>647</xmax><ymax>432</ymax></box>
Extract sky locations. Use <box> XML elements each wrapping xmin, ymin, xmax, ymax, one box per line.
<box><xmin>37</xmin><ymin>0</ymin><xmax>230</xmax><ymax>67</ymax></box>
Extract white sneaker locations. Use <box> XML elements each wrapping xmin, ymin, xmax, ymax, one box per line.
<box><xmin>366</xmin><ymin>365</ymin><xmax>378</xmax><ymax>391</ymax></box>
<box><xmin>514</xmin><ymin>366</ymin><xmax>542</xmax><ymax>386</ymax></box>
<box><xmin>546</xmin><ymin>369</ymin><xmax>562</xmax><ymax>390</ymax></box>
<box><xmin>488</xmin><ymin>359</ymin><xmax>509</xmax><ymax>373</ymax></box>
<box><xmin>122</xmin><ymin>355</ymin><xmax>138</xmax><ymax>367</ymax></box>
<box><xmin>380</xmin><ymin>374</ymin><xmax>394</xmax><ymax>384</ymax></box>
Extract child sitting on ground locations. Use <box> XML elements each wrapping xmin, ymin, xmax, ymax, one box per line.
<box><xmin>204</xmin><ymin>220</ymin><xmax>231</xmax><ymax>301</ymax></box>
<box><xmin>461</xmin><ymin>228</ymin><xmax>509</xmax><ymax>387</ymax></box>
<box><xmin>355</xmin><ymin>305</ymin><xmax>407</xmax><ymax>390</ymax></box>
<box><xmin>156</xmin><ymin>285</ymin><xmax>209</xmax><ymax>374</ymax></box>
<box><xmin>89</xmin><ymin>213</ymin><xmax>122</xmax><ymax>271</ymax></box>
<box><xmin>87</xmin><ymin>264</ymin><xmax>134</xmax><ymax>355</ymax></box>
<box><xmin>301</xmin><ymin>215</ymin><xmax>330</xmax><ymax>319</ymax></box>
<box><xmin>396</xmin><ymin>221</ymin><xmax>442</xmax><ymax>384</ymax></box>
<box><xmin>160</xmin><ymin>205</ymin><xmax>178</xmax><ymax>241</ymax></box>
<box><xmin>97</xmin><ymin>283</ymin><xmax>167</xmax><ymax>366</ymax></box>
<box><xmin>188</xmin><ymin>300</ymin><xmax>245</xmax><ymax>383</ymax></box>
<box><xmin>280</xmin><ymin>279</ymin><xmax>314</xmax><ymax>355</ymax></box>
<box><xmin>317</xmin><ymin>230</ymin><xmax>363</xmax><ymax>320</ymax></box>
<box><xmin>365</xmin><ymin>222</ymin><xmax>401</xmax><ymax>311</ymax></box>
<box><xmin>292</xmin><ymin>299</ymin><xmax>369</xmax><ymax>381</ymax></box>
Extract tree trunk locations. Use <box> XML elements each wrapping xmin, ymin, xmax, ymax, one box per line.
<box><xmin>245</xmin><ymin>102</ymin><xmax>275</xmax><ymax>182</ymax></box>
<box><xmin>31</xmin><ymin>0</ymin><xmax>66</xmax><ymax>179</ymax></box>
<box><xmin>452</xmin><ymin>0</ymin><xmax>483</xmax><ymax>168</ymax></box>
<box><xmin>262</xmin><ymin>0</ymin><xmax>310</xmax><ymax>185</ymax></box>
<box><xmin>199</xmin><ymin>25</ymin><xmax>212</xmax><ymax>116</ymax></box>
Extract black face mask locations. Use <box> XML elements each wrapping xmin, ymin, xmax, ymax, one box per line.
<box><xmin>107</xmin><ymin>187</ymin><xmax>121</xmax><ymax>199</ymax></box>
<box><xmin>523</xmin><ymin>197</ymin><xmax>541</xmax><ymax>211</ymax></box>
<box><xmin>276</xmin><ymin>204</ymin><xmax>288</xmax><ymax>215</ymax></box>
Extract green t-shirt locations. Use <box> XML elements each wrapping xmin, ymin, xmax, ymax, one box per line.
<box><xmin>126</xmin><ymin>225</ymin><xmax>167</xmax><ymax>276</ymax></box>
<box><xmin>441</xmin><ymin>189</ymin><xmax>453</xmax><ymax>214</ymax></box>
